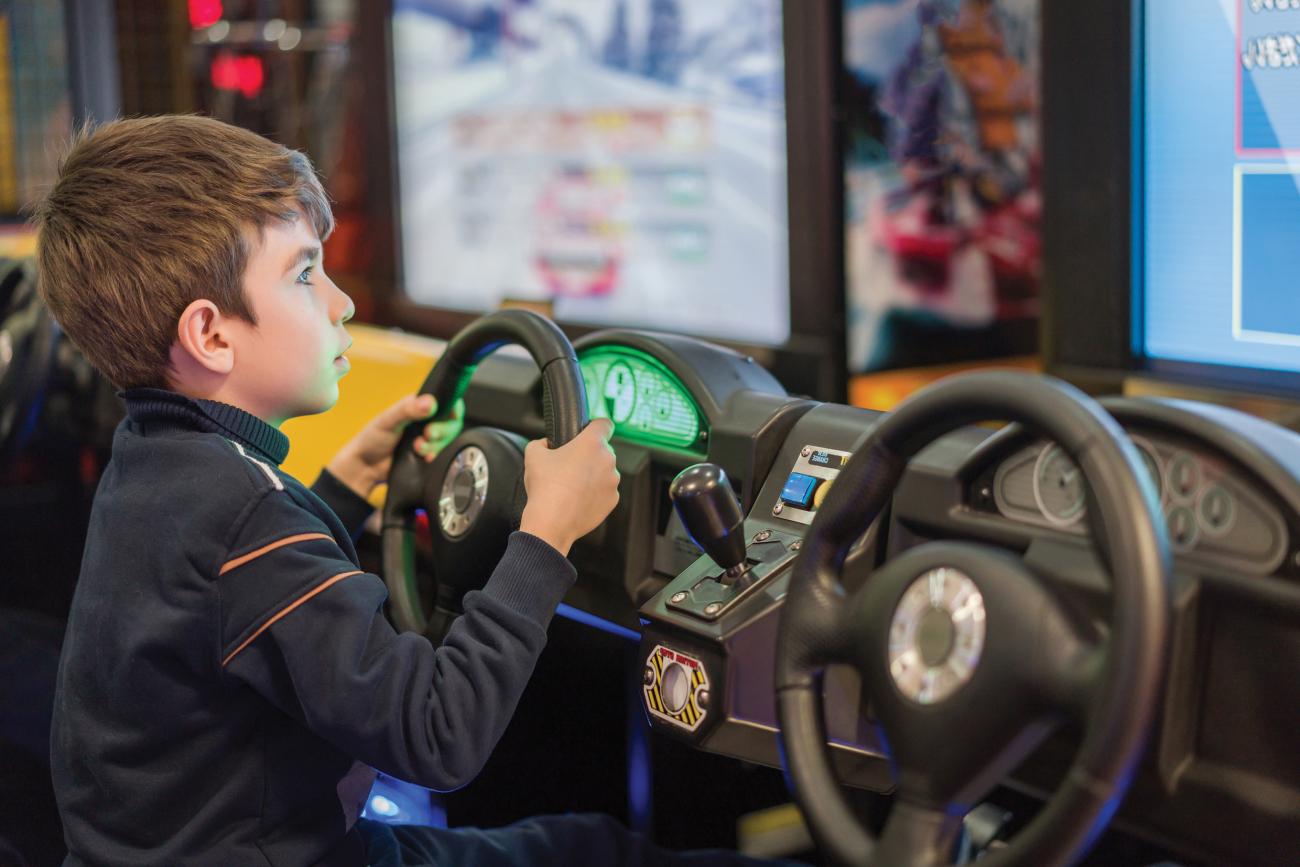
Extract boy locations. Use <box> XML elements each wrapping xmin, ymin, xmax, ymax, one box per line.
<box><xmin>34</xmin><ymin>117</ymin><xmax>795</xmax><ymax>867</ymax></box>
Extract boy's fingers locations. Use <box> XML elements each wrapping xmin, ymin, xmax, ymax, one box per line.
<box><xmin>378</xmin><ymin>394</ymin><xmax>436</xmax><ymax>433</ymax></box>
<box><xmin>412</xmin><ymin>393</ymin><xmax>437</xmax><ymax>419</ymax></box>
<box><xmin>423</xmin><ymin>418</ymin><xmax>462</xmax><ymax>439</ymax></box>
<box><xmin>587</xmin><ymin>418</ymin><xmax>615</xmax><ymax>442</ymax></box>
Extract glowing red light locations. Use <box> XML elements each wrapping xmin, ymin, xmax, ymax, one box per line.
<box><xmin>188</xmin><ymin>0</ymin><xmax>223</xmax><ymax>29</ymax></box>
<box><xmin>210</xmin><ymin>53</ymin><xmax>265</xmax><ymax>99</ymax></box>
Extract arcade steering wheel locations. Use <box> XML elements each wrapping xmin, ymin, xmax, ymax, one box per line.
<box><xmin>381</xmin><ymin>310</ymin><xmax>588</xmax><ymax>643</ymax></box>
<box><xmin>776</xmin><ymin>372</ymin><xmax>1171</xmax><ymax>867</ymax></box>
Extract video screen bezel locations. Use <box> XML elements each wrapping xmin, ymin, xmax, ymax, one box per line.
<box><xmin>1042</xmin><ymin>0</ymin><xmax>1300</xmax><ymax>400</ymax></box>
<box><xmin>357</xmin><ymin>0</ymin><xmax>847</xmax><ymax>402</ymax></box>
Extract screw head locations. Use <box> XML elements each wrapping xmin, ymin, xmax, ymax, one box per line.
<box><xmin>800</xmin><ymin>446</ymin><xmax>812</xmax><ymax>457</ymax></box>
<box><xmin>753</xmin><ymin>529</ymin><xmax>771</xmax><ymax>543</ymax></box>
<box><xmin>696</xmin><ymin>688</ymin><xmax>710</xmax><ymax>710</ymax></box>
<box><xmin>670</xmin><ymin>591</ymin><xmax>687</xmax><ymax>604</ymax></box>
<box><xmin>643</xmin><ymin>666</ymin><xmax>655</xmax><ymax>686</ymax></box>
<box><xmin>790</xmin><ymin>539</ymin><xmax>802</xmax><ymax>551</ymax></box>
<box><xmin>704</xmin><ymin>602</ymin><xmax>722</xmax><ymax>616</ymax></box>
<box><xmin>772</xmin><ymin>502</ymin><xmax>784</xmax><ymax>515</ymax></box>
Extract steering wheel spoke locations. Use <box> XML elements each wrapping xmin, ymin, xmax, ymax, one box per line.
<box><xmin>876</xmin><ymin>796</ymin><xmax>965</xmax><ymax>867</ymax></box>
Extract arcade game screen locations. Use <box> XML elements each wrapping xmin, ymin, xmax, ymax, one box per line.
<box><xmin>842</xmin><ymin>0</ymin><xmax>1041</xmax><ymax>372</ymax></box>
<box><xmin>390</xmin><ymin>0</ymin><xmax>790</xmax><ymax>347</ymax></box>
<box><xmin>1143</xmin><ymin>0</ymin><xmax>1300</xmax><ymax>378</ymax></box>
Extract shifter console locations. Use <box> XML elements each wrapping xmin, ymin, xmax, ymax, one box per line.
<box><xmin>667</xmin><ymin>463</ymin><xmax>802</xmax><ymax>621</ymax></box>
<box><xmin>636</xmin><ymin>407</ymin><xmax>894</xmax><ymax>792</ymax></box>
<box><xmin>662</xmin><ymin>525</ymin><xmax>801</xmax><ymax>621</ymax></box>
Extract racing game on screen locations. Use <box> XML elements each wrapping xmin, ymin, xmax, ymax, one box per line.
<box><xmin>391</xmin><ymin>0</ymin><xmax>791</xmax><ymax>347</ymax></box>
<box><xmin>1144</xmin><ymin>0</ymin><xmax>1300</xmax><ymax>375</ymax></box>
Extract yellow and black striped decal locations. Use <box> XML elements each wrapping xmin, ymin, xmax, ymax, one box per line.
<box><xmin>644</xmin><ymin>644</ymin><xmax>709</xmax><ymax>732</ymax></box>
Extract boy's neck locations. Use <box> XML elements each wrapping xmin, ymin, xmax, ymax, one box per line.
<box><xmin>167</xmin><ymin>344</ymin><xmax>286</xmax><ymax>428</ymax></box>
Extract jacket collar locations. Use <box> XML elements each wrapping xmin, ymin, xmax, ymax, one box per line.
<box><xmin>122</xmin><ymin>388</ymin><xmax>290</xmax><ymax>466</ymax></box>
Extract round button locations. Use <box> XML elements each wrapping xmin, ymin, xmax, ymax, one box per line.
<box><xmin>1166</xmin><ymin>505</ymin><xmax>1199</xmax><ymax>551</ymax></box>
<box><xmin>813</xmin><ymin>478</ymin><xmax>833</xmax><ymax>509</ymax></box>
<box><xmin>661</xmin><ymin>663</ymin><xmax>691</xmax><ymax>714</ymax></box>
<box><xmin>917</xmin><ymin>608</ymin><xmax>957</xmax><ymax>667</ymax></box>
<box><xmin>451</xmin><ymin>470</ymin><xmax>475</xmax><ymax>512</ymax></box>
<box><xmin>1197</xmin><ymin>484</ymin><xmax>1236</xmax><ymax>536</ymax></box>
<box><xmin>888</xmin><ymin>568</ymin><xmax>985</xmax><ymax>705</ymax></box>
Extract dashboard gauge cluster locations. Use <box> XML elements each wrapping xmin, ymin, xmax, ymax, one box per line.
<box><xmin>992</xmin><ymin>434</ymin><xmax>1289</xmax><ymax>573</ymax></box>
<box><xmin>578</xmin><ymin>346</ymin><xmax>704</xmax><ymax>452</ymax></box>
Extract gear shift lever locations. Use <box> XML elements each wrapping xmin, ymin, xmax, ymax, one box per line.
<box><xmin>670</xmin><ymin>463</ymin><xmax>747</xmax><ymax>578</ymax></box>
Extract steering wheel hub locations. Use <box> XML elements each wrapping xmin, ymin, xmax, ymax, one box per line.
<box><xmin>439</xmin><ymin>445</ymin><xmax>489</xmax><ymax>538</ymax></box>
<box><xmin>888</xmin><ymin>567</ymin><xmax>986</xmax><ymax>705</ymax></box>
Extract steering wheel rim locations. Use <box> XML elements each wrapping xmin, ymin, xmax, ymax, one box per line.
<box><xmin>775</xmin><ymin>371</ymin><xmax>1171</xmax><ymax>867</ymax></box>
<box><xmin>381</xmin><ymin>309</ymin><xmax>588</xmax><ymax>637</ymax></box>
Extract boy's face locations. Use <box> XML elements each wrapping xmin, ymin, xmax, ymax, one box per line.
<box><xmin>227</xmin><ymin>211</ymin><xmax>354</xmax><ymax>426</ymax></box>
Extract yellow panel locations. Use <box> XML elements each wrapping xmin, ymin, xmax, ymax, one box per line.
<box><xmin>0</xmin><ymin>225</ymin><xmax>37</xmax><ymax>258</ymax></box>
<box><xmin>281</xmin><ymin>323</ymin><xmax>443</xmax><ymax>502</ymax></box>
<box><xmin>849</xmin><ymin>356</ymin><xmax>1040</xmax><ymax>411</ymax></box>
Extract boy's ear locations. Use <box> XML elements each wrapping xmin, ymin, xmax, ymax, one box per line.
<box><xmin>174</xmin><ymin>299</ymin><xmax>235</xmax><ymax>375</ymax></box>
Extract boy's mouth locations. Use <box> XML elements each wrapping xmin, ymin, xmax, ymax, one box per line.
<box><xmin>334</xmin><ymin>340</ymin><xmax>353</xmax><ymax>371</ymax></box>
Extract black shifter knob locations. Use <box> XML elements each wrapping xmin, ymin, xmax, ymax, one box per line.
<box><xmin>670</xmin><ymin>463</ymin><xmax>746</xmax><ymax>575</ymax></box>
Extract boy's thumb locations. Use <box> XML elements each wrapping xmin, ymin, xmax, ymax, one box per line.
<box><xmin>414</xmin><ymin>394</ymin><xmax>436</xmax><ymax>416</ymax></box>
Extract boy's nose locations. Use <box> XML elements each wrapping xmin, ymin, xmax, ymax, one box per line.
<box><xmin>329</xmin><ymin>281</ymin><xmax>355</xmax><ymax>325</ymax></box>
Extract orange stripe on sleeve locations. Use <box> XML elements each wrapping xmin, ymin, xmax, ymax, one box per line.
<box><xmin>219</xmin><ymin>533</ymin><xmax>332</xmax><ymax>576</ymax></box>
<box><xmin>220</xmin><ymin>570</ymin><xmax>363</xmax><ymax>667</ymax></box>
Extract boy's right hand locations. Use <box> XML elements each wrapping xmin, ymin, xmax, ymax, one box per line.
<box><xmin>518</xmin><ymin>419</ymin><xmax>620</xmax><ymax>557</ymax></box>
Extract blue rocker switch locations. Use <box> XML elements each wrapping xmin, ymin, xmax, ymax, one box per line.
<box><xmin>780</xmin><ymin>472</ymin><xmax>819</xmax><ymax>509</ymax></box>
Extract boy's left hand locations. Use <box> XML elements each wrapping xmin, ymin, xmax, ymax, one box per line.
<box><xmin>326</xmin><ymin>394</ymin><xmax>465</xmax><ymax>500</ymax></box>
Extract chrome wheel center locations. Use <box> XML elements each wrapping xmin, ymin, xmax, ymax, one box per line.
<box><xmin>438</xmin><ymin>446</ymin><xmax>489</xmax><ymax>539</ymax></box>
<box><xmin>888</xmin><ymin>567</ymin><xmax>986</xmax><ymax>705</ymax></box>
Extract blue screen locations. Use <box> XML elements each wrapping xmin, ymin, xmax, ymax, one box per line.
<box><xmin>391</xmin><ymin>0</ymin><xmax>790</xmax><ymax>347</ymax></box>
<box><xmin>1143</xmin><ymin>0</ymin><xmax>1300</xmax><ymax>376</ymax></box>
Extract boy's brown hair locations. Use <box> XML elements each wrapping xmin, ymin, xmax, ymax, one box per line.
<box><xmin>32</xmin><ymin>115</ymin><xmax>334</xmax><ymax>389</ymax></box>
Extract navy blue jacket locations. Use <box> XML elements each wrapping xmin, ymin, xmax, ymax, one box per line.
<box><xmin>51</xmin><ymin>389</ymin><xmax>576</xmax><ymax>866</ymax></box>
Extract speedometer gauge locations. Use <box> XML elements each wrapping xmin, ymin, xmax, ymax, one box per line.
<box><xmin>602</xmin><ymin>361</ymin><xmax>636</xmax><ymax>423</ymax></box>
<box><xmin>1033</xmin><ymin>444</ymin><xmax>1086</xmax><ymax>527</ymax></box>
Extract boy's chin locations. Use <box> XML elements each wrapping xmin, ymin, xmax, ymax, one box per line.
<box><xmin>294</xmin><ymin>387</ymin><xmax>340</xmax><ymax>419</ymax></box>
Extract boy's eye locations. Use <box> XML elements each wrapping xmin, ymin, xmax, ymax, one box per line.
<box><xmin>295</xmin><ymin>266</ymin><xmax>314</xmax><ymax>284</ymax></box>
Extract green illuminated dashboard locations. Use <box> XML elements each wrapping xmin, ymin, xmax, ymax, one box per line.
<box><xmin>578</xmin><ymin>347</ymin><xmax>704</xmax><ymax>452</ymax></box>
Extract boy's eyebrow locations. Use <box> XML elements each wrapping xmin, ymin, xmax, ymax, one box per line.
<box><xmin>283</xmin><ymin>245</ymin><xmax>321</xmax><ymax>276</ymax></box>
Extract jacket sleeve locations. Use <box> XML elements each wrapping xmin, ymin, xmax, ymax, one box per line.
<box><xmin>215</xmin><ymin>488</ymin><xmax>576</xmax><ymax>790</ymax></box>
<box><xmin>308</xmin><ymin>467</ymin><xmax>374</xmax><ymax>541</ymax></box>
